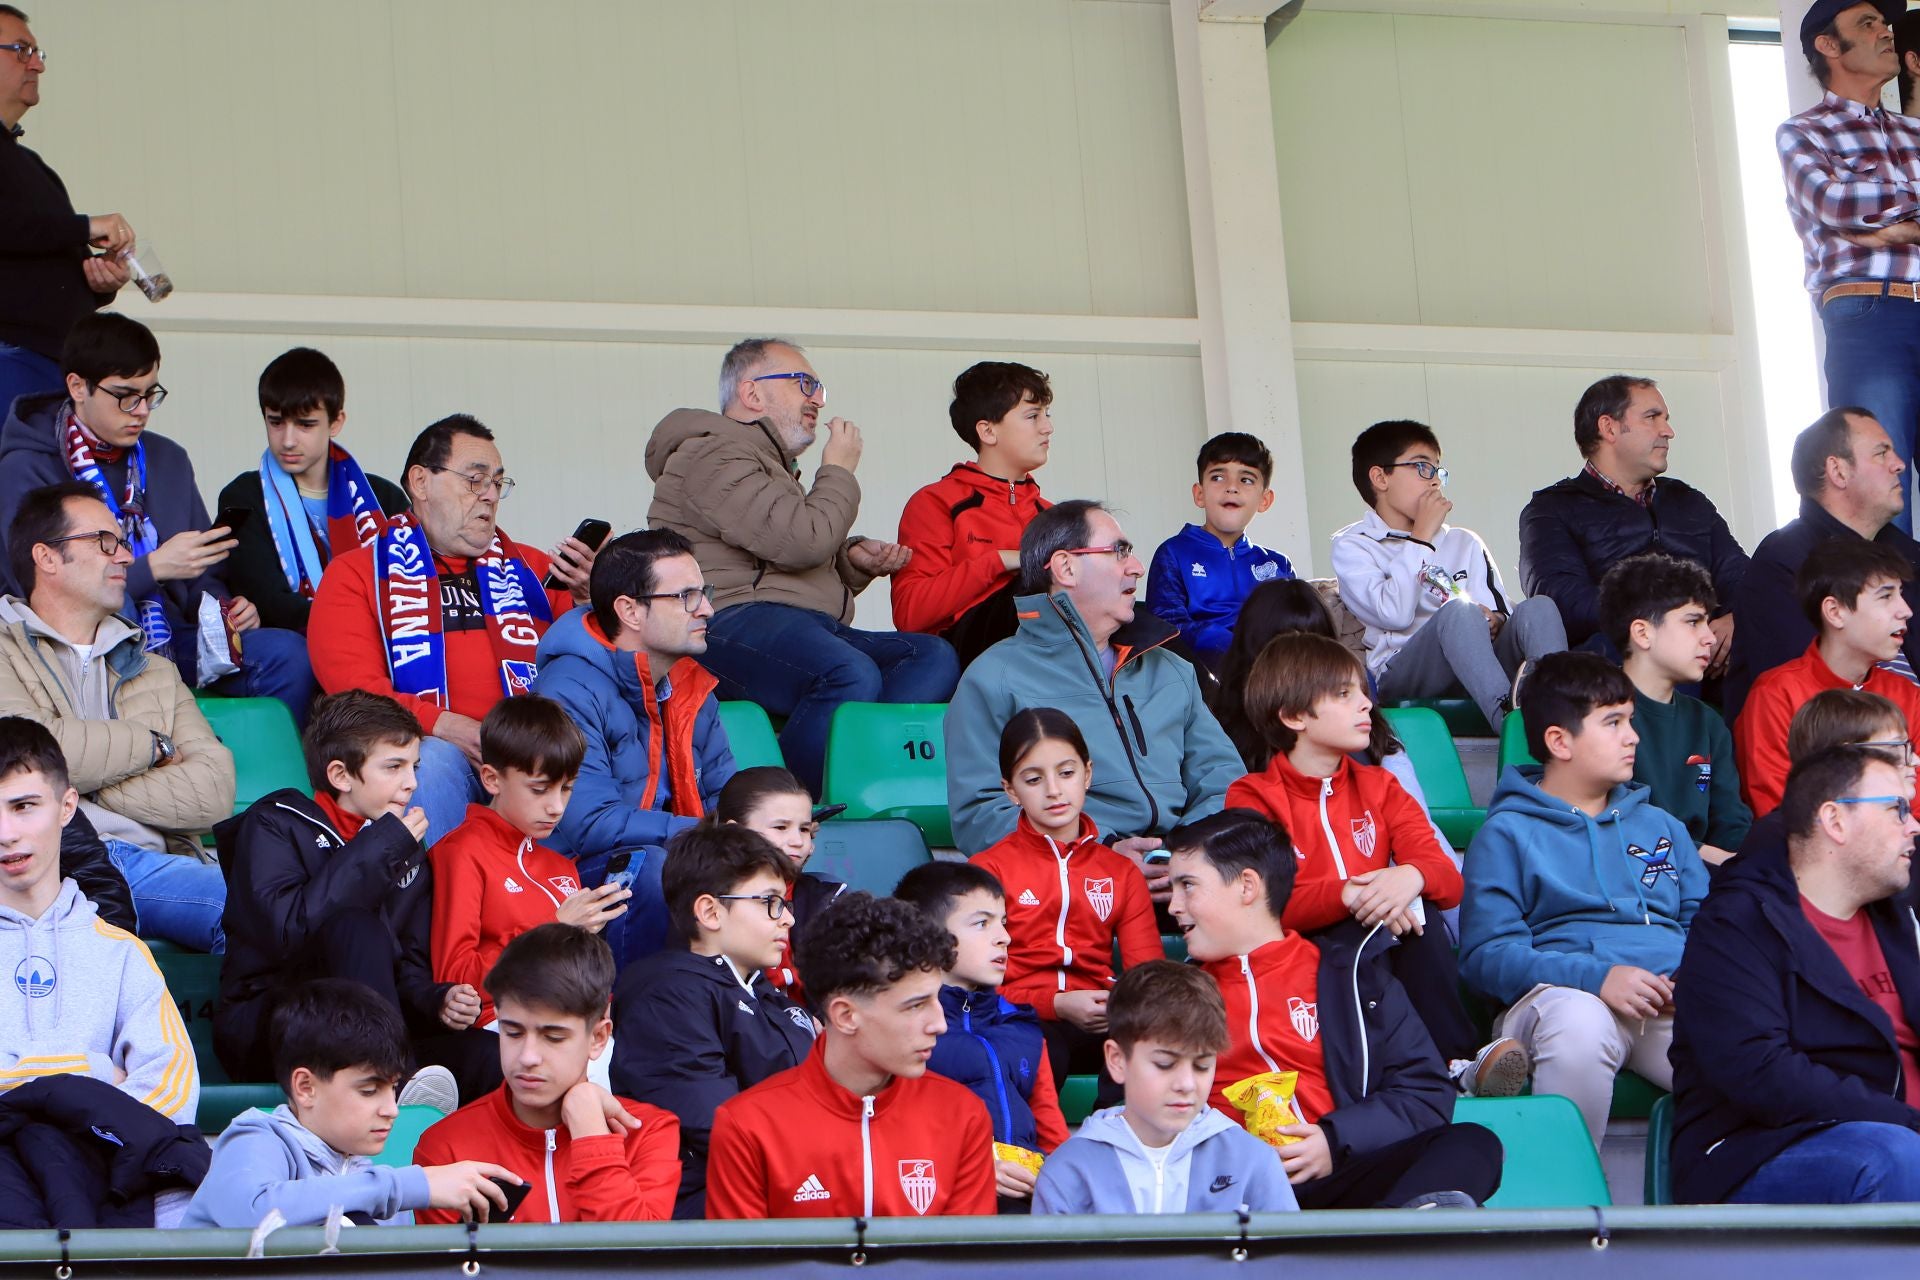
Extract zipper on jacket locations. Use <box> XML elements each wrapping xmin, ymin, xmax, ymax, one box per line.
<box><xmin>962</xmin><ymin>997</ymin><xmax>1016</xmax><ymax>1142</ymax></box>
<box><xmin>522</xmin><ymin>838</ymin><xmax>564</xmax><ymax>910</ymax></box>
<box><xmin>1316</xmin><ymin>779</ymin><xmax>1349</xmax><ymax>881</ymax></box>
<box><xmin>1058</xmin><ymin>602</ymin><xmax>1161</xmax><ymax>833</ymax></box>
<box><xmin>543</xmin><ymin>1129</ymin><xmax>560</xmax><ymax>1222</ymax></box>
<box><xmin>1051</xmin><ymin>837</ymin><xmax>1074</xmax><ymax>991</ymax></box>
<box><xmin>1239</xmin><ymin>956</ymin><xmax>1281</xmax><ymax>1073</ymax></box>
<box><xmin>1152</xmin><ymin>1147</ymin><xmax>1167</xmax><ymax>1213</ymax></box>
<box><xmin>860</xmin><ymin>1096</ymin><xmax>876</xmax><ymax>1217</ymax></box>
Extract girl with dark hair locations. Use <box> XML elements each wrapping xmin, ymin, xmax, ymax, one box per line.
<box><xmin>716</xmin><ymin>766</ymin><xmax>846</xmax><ymax>1001</ymax></box>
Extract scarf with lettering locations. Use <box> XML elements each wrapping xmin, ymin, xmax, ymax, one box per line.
<box><xmin>371</xmin><ymin>512</ymin><xmax>551</xmax><ymax>706</ymax></box>
<box><xmin>260</xmin><ymin>444</ymin><xmax>389</xmax><ymax>598</ymax></box>
<box><xmin>62</xmin><ymin>414</ymin><xmax>170</xmax><ymax>653</ymax></box>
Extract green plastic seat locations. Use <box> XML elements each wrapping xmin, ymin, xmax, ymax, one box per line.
<box><xmin>1497</xmin><ymin>712</ymin><xmax>1539</xmax><ymax>775</ymax></box>
<box><xmin>1645</xmin><ymin>1093</ymin><xmax>1675</xmax><ymax>1205</ymax></box>
<box><xmin>198</xmin><ymin>1083</ymin><xmax>287</xmax><ymax>1134</ymax></box>
<box><xmin>1611</xmin><ymin>1069</ymin><xmax>1666</xmax><ymax>1120</ymax></box>
<box><xmin>716</xmin><ymin>701</ymin><xmax>784</xmax><ymax>770</ymax></box>
<box><xmin>1453</xmin><ymin>1094</ymin><xmax>1612</xmax><ymax>1207</ymax></box>
<box><xmin>1380</xmin><ymin>706</ymin><xmax>1485</xmax><ymax>850</ymax></box>
<box><xmin>152</xmin><ymin>942</ymin><xmax>288</xmax><ymax>1132</ymax></box>
<box><xmin>373</xmin><ymin>1104</ymin><xmax>451</xmax><ymax>1168</ymax></box>
<box><xmin>1389</xmin><ymin>698</ymin><xmax>1492</xmax><ymax>738</ymax></box>
<box><xmin>1059</xmin><ymin>1075</ymin><xmax>1098</xmax><ymax>1127</ymax></box>
<box><xmin>822</xmin><ymin>702</ymin><xmax>953</xmax><ymax>847</ymax></box>
<box><xmin>805</xmin><ymin>818</ymin><xmax>933</xmax><ymax>897</ymax></box>
<box><xmin>194</xmin><ymin>694</ymin><xmax>307</xmax><ymax>814</ymax></box>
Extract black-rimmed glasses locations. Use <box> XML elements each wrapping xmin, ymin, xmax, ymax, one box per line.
<box><xmin>1857</xmin><ymin>739</ymin><xmax>1918</xmax><ymax>766</ymax></box>
<box><xmin>95</xmin><ymin>383</ymin><xmax>166</xmax><ymax>413</ymax></box>
<box><xmin>1386</xmin><ymin>460</ymin><xmax>1448</xmax><ymax>483</ymax></box>
<box><xmin>715</xmin><ymin>892</ymin><xmax>794</xmax><ymax>921</ymax></box>
<box><xmin>46</xmin><ymin>529</ymin><xmax>129</xmax><ymax>558</ymax></box>
<box><xmin>640</xmin><ymin>585</ymin><xmax>715</xmax><ymax>612</ymax></box>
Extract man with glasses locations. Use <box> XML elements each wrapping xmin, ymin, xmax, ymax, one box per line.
<box><xmin>944</xmin><ymin>501</ymin><xmax>1243</xmax><ymax>890</ymax></box>
<box><xmin>1519</xmin><ymin>375</ymin><xmax>1749</xmax><ymax>660</ymax></box>
<box><xmin>0</xmin><ymin>481</ymin><xmax>233</xmax><ymax>952</ymax></box>
<box><xmin>311</xmin><ymin>414</ymin><xmax>586</xmax><ymax>844</ymax></box>
<box><xmin>646</xmin><ymin>338</ymin><xmax>958</xmax><ymax>794</ymax></box>
<box><xmin>0</xmin><ymin>312</ymin><xmax>315</xmax><ymax>722</ymax></box>
<box><xmin>0</xmin><ymin>5</ymin><xmax>139</xmax><ymax>416</ymax></box>
<box><xmin>535</xmin><ymin>528</ymin><xmax>738</xmax><ymax>963</ymax></box>
<box><xmin>1671</xmin><ymin>743</ymin><xmax>1920</xmax><ymax>1204</ymax></box>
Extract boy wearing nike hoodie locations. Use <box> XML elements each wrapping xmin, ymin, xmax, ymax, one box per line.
<box><xmin>1033</xmin><ymin>959</ymin><xmax>1297</xmax><ymax>1215</ymax></box>
<box><xmin>1460</xmin><ymin>652</ymin><xmax>1709</xmax><ymax>1146</ymax></box>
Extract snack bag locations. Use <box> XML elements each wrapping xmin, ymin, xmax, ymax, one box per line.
<box><xmin>993</xmin><ymin>1142</ymin><xmax>1045</xmax><ymax>1175</ymax></box>
<box><xmin>1221</xmin><ymin>1070</ymin><xmax>1305</xmax><ymax>1149</ymax></box>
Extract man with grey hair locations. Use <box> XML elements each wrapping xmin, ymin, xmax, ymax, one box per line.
<box><xmin>943</xmin><ymin>499</ymin><xmax>1242</xmax><ymax>887</ymax></box>
<box><xmin>645</xmin><ymin>338</ymin><xmax>958</xmax><ymax>793</ymax></box>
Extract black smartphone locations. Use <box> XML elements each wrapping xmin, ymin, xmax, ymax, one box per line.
<box><xmin>212</xmin><ymin>505</ymin><xmax>252</xmax><ymax>533</ymax></box>
<box><xmin>544</xmin><ymin>518</ymin><xmax>613</xmax><ymax>590</ymax></box>
<box><xmin>486</xmin><ymin>1176</ymin><xmax>532</xmax><ymax>1223</ymax></box>
<box><xmin>604</xmin><ymin>849</ymin><xmax>636</xmax><ymax>891</ymax></box>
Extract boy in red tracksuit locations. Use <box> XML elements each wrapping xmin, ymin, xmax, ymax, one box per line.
<box><xmin>1166</xmin><ymin>810</ymin><xmax>1504</xmax><ymax>1210</ymax></box>
<box><xmin>1736</xmin><ymin>539</ymin><xmax>1920</xmax><ymax>815</ymax></box>
<box><xmin>1225</xmin><ymin>633</ymin><xmax>1525</xmax><ymax>1096</ymax></box>
<box><xmin>705</xmin><ymin>892</ymin><xmax>997</xmax><ymax>1219</ymax></box>
<box><xmin>414</xmin><ymin>924</ymin><xmax>680</xmax><ymax>1223</ymax></box>
<box><xmin>430</xmin><ymin>698</ymin><xmax>631</xmax><ymax>1027</ymax></box>
<box><xmin>892</xmin><ymin>362</ymin><xmax>1053</xmax><ymax>667</ymax></box>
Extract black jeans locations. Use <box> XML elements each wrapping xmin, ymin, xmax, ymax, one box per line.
<box><xmin>1294</xmin><ymin>1122</ymin><xmax>1504</xmax><ymax>1209</ymax></box>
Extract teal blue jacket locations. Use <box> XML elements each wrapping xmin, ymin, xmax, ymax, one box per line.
<box><xmin>943</xmin><ymin>591</ymin><xmax>1242</xmax><ymax>854</ymax></box>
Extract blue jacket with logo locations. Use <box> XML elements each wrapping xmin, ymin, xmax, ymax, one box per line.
<box><xmin>1145</xmin><ymin>524</ymin><xmax>1294</xmax><ymax>668</ymax></box>
<box><xmin>927</xmin><ymin>985</ymin><xmax>1050</xmax><ymax>1151</ymax></box>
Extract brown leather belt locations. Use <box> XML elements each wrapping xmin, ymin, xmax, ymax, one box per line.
<box><xmin>1822</xmin><ymin>280</ymin><xmax>1920</xmax><ymax>306</ymax></box>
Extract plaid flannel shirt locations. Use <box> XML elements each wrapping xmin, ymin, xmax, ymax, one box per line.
<box><xmin>1777</xmin><ymin>92</ymin><xmax>1920</xmax><ymax>295</ymax></box>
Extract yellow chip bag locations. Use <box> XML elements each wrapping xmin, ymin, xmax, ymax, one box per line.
<box><xmin>1222</xmin><ymin>1071</ymin><xmax>1305</xmax><ymax>1149</ymax></box>
<box><xmin>993</xmin><ymin>1142</ymin><xmax>1045</xmax><ymax>1174</ymax></box>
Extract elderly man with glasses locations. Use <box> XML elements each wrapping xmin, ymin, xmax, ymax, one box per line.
<box><xmin>311</xmin><ymin>413</ymin><xmax>590</xmax><ymax>844</ymax></box>
<box><xmin>645</xmin><ymin>337</ymin><xmax>958</xmax><ymax>795</ymax></box>
<box><xmin>0</xmin><ymin>5</ymin><xmax>139</xmax><ymax>415</ymax></box>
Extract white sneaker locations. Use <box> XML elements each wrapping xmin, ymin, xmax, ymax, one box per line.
<box><xmin>398</xmin><ymin>1064</ymin><xmax>458</xmax><ymax>1115</ymax></box>
<box><xmin>1449</xmin><ymin>1037</ymin><xmax>1529</xmax><ymax>1097</ymax></box>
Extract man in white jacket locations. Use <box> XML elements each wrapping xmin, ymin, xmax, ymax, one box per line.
<box><xmin>1331</xmin><ymin>421</ymin><xmax>1566</xmax><ymax>731</ymax></box>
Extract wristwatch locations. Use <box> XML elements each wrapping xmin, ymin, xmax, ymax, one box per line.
<box><xmin>150</xmin><ymin>730</ymin><xmax>176</xmax><ymax>767</ymax></box>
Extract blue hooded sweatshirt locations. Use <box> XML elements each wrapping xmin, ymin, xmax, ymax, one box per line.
<box><xmin>1145</xmin><ymin>524</ymin><xmax>1294</xmax><ymax>667</ymax></box>
<box><xmin>179</xmin><ymin>1104</ymin><xmax>431</xmax><ymax>1228</ymax></box>
<box><xmin>1031</xmin><ymin>1105</ymin><xmax>1297</xmax><ymax>1215</ymax></box>
<box><xmin>1459</xmin><ymin>765</ymin><xmax>1708</xmax><ymax>1006</ymax></box>
<box><xmin>533</xmin><ymin>606</ymin><xmax>735</xmax><ymax>860</ymax></box>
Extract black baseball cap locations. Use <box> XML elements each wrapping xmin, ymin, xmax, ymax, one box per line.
<box><xmin>1801</xmin><ymin>0</ymin><xmax>1905</xmax><ymax>57</ymax></box>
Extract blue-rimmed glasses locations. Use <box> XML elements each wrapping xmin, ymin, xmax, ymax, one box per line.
<box><xmin>1835</xmin><ymin>795</ymin><xmax>1915</xmax><ymax>822</ymax></box>
<box><xmin>750</xmin><ymin>372</ymin><xmax>824</xmax><ymax>400</ymax></box>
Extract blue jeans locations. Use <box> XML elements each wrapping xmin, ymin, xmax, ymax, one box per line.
<box><xmin>0</xmin><ymin>344</ymin><xmax>62</xmax><ymax>424</ymax></box>
<box><xmin>700</xmin><ymin>602</ymin><xmax>959</xmax><ymax>794</ymax></box>
<box><xmin>1728</xmin><ymin>1121</ymin><xmax>1920</xmax><ymax>1204</ymax></box>
<box><xmin>574</xmin><ymin>844</ymin><xmax>669</xmax><ymax>969</ymax></box>
<box><xmin>182</xmin><ymin>626</ymin><xmax>319</xmax><ymax>729</ymax></box>
<box><xmin>413</xmin><ymin>736</ymin><xmax>486</xmax><ymax>847</ymax></box>
<box><xmin>104</xmin><ymin>839</ymin><xmax>226</xmax><ymax>954</ymax></box>
<box><xmin>1822</xmin><ymin>283</ymin><xmax>1920</xmax><ymax>534</ymax></box>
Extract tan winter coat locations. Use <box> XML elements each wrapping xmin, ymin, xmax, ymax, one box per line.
<box><xmin>644</xmin><ymin>408</ymin><xmax>873</xmax><ymax>622</ymax></box>
<box><xmin>0</xmin><ymin>598</ymin><xmax>234</xmax><ymax>857</ymax></box>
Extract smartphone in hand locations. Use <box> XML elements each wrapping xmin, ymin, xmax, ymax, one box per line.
<box><xmin>212</xmin><ymin>505</ymin><xmax>252</xmax><ymax>533</ymax></box>
<box><xmin>486</xmin><ymin>1176</ymin><xmax>532</xmax><ymax>1223</ymax></box>
<box><xmin>544</xmin><ymin>519</ymin><xmax>612</xmax><ymax>590</ymax></box>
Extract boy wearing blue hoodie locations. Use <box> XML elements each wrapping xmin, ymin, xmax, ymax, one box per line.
<box><xmin>1460</xmin><ymin>651</ymin><xmax>1709</xmax><ymax>1145</ymax></box>
<box><xmin>1032</xmin><ymin>958</ymin><xmax>1296</xmax><ymax>1215</ymax></box>
<box><xmin>181</xmin><ymin>979</ymin><xmax>520</xmax><ymax>1228</ymax></box>
<box><xmin>1146</xmin><ymin>432</ymin><xmax>1294</xmax><ymax>671</ymax></box>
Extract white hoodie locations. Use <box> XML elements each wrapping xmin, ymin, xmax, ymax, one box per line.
<box><xmin>1330</xmin><ymin>507</ymin><xmax>1514</xmax><ymax>677</ymax></box>
<box><xmin>0</xmin><ymin>878</ymin><xmax>199</xmax><ymax>1120</ymax></box>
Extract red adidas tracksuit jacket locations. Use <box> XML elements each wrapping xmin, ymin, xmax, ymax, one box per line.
<box><xmin>1225</xmin><ymin>753</ymin><xmax>1463</xmax><ymax>934</ymax></box>
<box><xmin>413</xmin><ymin>1086</ymin><xmax>680</xmax><ymax>1223</ymax></box>
<box><xmin>1199</xmin><ymin>936</ymin><xmax>1337</xmax><ymax>1122</ymax></box>
<box><xmin>429</xmin><ymin>805</ymin><xmax>584</xmax><ymax>1026</ymax></box>
<box><xmin>1736</xmin><ymin>641</ymin><xmax>1920</xmax><ymax>814</ymax></box>
<box><xmin>891</xmin><ymin>462</ymin><xmax>1049</xmax><ymax>635</ymax></box>
<box><xmin>705</xmin><ymin>1039</ymin><xmax>997</xmax><ymax>1219</ymax></box>
<box><xmin>971</xmin><ymin>814</ymin><xmax>1163</xmax><ymax>1019</ymax></box>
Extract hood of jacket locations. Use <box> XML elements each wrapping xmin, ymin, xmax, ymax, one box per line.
<box><xmin>1077</xmin><ymin>1101</ymin><xmax>1239</xmax><ymax>1157</ymax></box>
<box><xmin>1483</xmin><ymin>763</ymin><xmax>1687</xmax><ymax>925</ymax></box>
<box><xmin>0</xmin><ymin>595</ymin><xmax>146</xmax><ymax>681</ymax></box>
<box><xmin>0</xmin><ymin>390</ymin><xmax>67</xmax><ymax>460</ymax></box>
<box><xmin>224</xmin><ymin>1104</ymin><xmax>367</xmax><ymax>1179</ymax></box>
<box><xmin>645</xmin><ymin>407</ymin><xmax>790</xmax><ymax>482</ymax></box>
<box><xmin>0</xmin><ymin>877</ymin><xmax>95</xmax><ymax>1038</ymax></box>
<box><xmin>938</xmin><ymin>461</ymin><xmax>1044</xmax><ymax>504</ymax></box>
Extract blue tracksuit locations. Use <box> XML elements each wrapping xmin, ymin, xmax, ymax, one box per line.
<box><xmin>1145</xmin><ymin>524</ymin><xmax>1294</xmax><ymax>668</ymax></box>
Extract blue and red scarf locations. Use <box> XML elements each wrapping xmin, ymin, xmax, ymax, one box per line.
<box><xmin>62</xmin><ymin>414</ymin><xmax>170</xmax><ymax>654</ymax></box>
<box><xmin>260</xmin><ymin>443</ymin><xmax>390</xmax><ymax>598</ymax></box>
<box><xmin>371</xmin><ymin>513</ymin><xmax>551</xmax><ymax>707</ymax></box>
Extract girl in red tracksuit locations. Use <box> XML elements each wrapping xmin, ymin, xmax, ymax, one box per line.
<box><xmin>971</xmin><ymin>708</ymin><xmax>1162</xmax><ymax>1103</ymax></box>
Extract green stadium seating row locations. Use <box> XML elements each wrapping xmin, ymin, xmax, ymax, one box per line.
<box><xmin>372</xmin><ymin>1105</ymin><xmax>450</xmax><ymax>1168</ymax></box>
<box><xmin>145</xmin><ymin>941</ymin><xmax>284</xmax><ymax>1133</ymax></box>
<box><xmin>1379</xmin><ymin>705</ymin><xmax>1485</xmax><ymax>850</ymax></box>
<box><xmin>1498</xmin><ymin>712</ymin><xmax>1538</xmax><ymax>774</ymax></box>
<box><xmin>823</xmin><ymin>702</ymin><xmax>953</xmax><ymax>847</ymax></box>
<box><xmin>1646</xmin><ymin>1093</ymin><xmax>1675</xmax><ymax>1205</ymax></box>
<box><xmin>193</xmin><ymin>694</ymin><xmax>307</xmax><ymax>816</ymax></box>
<box><xmin>806</xmin><ymin>818</ymin><xmax>934</xmax><ymax>896</ymax></box>
<box><xmin>1390</xmin><ymin>698</ymin><xmax>1492</xmax><ymax>739</ymax></box>
<box><xmin>716</xmin><ymin>701</ymin><xmax>784</xmax><ymax>770</ymax></box>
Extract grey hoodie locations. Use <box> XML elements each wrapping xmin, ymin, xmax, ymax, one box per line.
<box><xmin>180</xmin><ymin>1104</ymin><xmax>432</xmax><ymax>1228</ymax></box>
<box><xmin>1031</xmin><ymin>1105</ymin><xmax>1298</xmax><ymax>1215</ymax></box>
<box><xmin>0</xmin><ymin>877</ymin><xmax>199</xmax><ymax>1120</ymax></box>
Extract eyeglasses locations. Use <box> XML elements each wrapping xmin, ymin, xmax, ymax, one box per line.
<box><xmin>1386</xmin><ymin>460</ymin><xmax>1448</xmax><ymax>483</ymax></box>
<box><xmin>1834</xmin><ymin>794</ymin><xmax>1915</xmax><ymax>822</ymax></box>
<box><xmin>715</xmin><ymin>892</ymin><xmax>794</xmax><ymax>921</ymax></box>
<box><xmin>45</xmin><ymin>529</ymin><xmax>129</xmax><ymax>558</ymax></box>
<box><xmin>0</xmin><ymin>42</ymin><xmax>46</xmax><ymax>65</ymax></box>
<box><xmin>749</xmin><ymin>372</ymin><xmax>825</xmax><ymax>400</ymax></box>
<box><xmin>94</xmin><ymin>383</ymin><xmax>167</xmax><ymax>413</ymax></box>
<box><xmin>1857</xmin><ymin>739</ymin><xmax>1918</xmax><ymax>766</ymax></box>
<box><xmin>639</xmin><ymin>584</ymin><xmax>715</xmax><ymax>612</ymax></box>
<box><xmin>1062</xmin><ymin>541</ymin><xmax>1135</xmax><ymax>561</ymax></box>
<box><xmin>425</xmin><ymin>466</ymin><xmax>515</xmax><ymax>500</ymax></box>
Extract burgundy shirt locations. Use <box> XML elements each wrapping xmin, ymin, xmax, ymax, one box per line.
<box><xmin>1801</xmin><ymin>893</ymin><xmax>1920</xmax><ymax>1107</ymax></box>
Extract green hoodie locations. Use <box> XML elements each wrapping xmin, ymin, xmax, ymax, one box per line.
<box><xmin>1629</xmin><ymin>687</ymin><xmax>1751</xmax><ymax>852</ymax></box>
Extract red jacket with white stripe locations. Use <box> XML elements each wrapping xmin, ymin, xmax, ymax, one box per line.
<box><xmin>891</xmin><ymin>462</ymin><xmax>1049</xmax><ymax>635</ymax></box>
<box><xmin>705</xmin><ymin>1039</ymin><xmax>997</xmax><ymax>1219</ymax></box>
<box><xmin>971</xmin><ymin>814</ymin><xmax>1164</xmax><ymax>1019</ymax></box>
<box><xmin>1225</xmin><ymin>753</ymin><xmax>1462</xmax><ymax>934</ymax></box>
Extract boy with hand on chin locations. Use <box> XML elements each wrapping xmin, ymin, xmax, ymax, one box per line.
<box><xmin>414</xmin><ymin>924</ymin><xmax>680</xmax><ymax>1223</ymax></box>
<box><xmin>704</xmin><ymin>891</ymin><xmax>997</xmax><ymax>1219</ymax></box>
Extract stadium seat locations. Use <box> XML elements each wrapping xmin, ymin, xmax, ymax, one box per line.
<box><xmin>1389</xmin><ymin>698</ymin><xmax>1492</xmax><ymax>738</ymax></box>
<box><xmin>373</xmin><ymin>1104</ymin><xmax>450</xmax><ymax>1168</ymax></box>
<box><xmin>1611</xmin><ymin>1070</ymin><xmax>1666</xmax><ymax>1120</ymax></box>
<box><xmin>151</xmin><ymin>942</ymin><xmax>285</xmax><ymax>1132</ymax></box>
<box><xmin>1059</xmin><ymin>1075</ymin><xmax>1098</xmax><ymax>1127</ymax></box>
<box><xmin>1380</xmin><ymin>706</ymin><xmax>1485</xmax><ymax>849</ymax></box>
<box><xmin>821</xmin><ymin>703</ymin><xmax>953</xmax><ymax>847</ymax></box>
<box><xmin>1453</xmin><ymin>1095</ymin><xmax>1611</xmax><ymax>1207</ymax></box>
<box><xmin>1497</xmin><ymin>712</ymin><xmax>1538</xmax><ymax>774</ymax></box>
<box><xmin>194</xmin><ymin>694</ymin><xmax>307</xmax><ymax>814</ymax></box>
<box><xmin>716</xmin><ymin>701</ymin><xmax>784</xmax><ymax>771</ymax></box>
<box><xmin>804</xmin><ymin>818</ymin><xmax>933</xmax><ymax>897</ymax></box>
<box><xmin>1645</xmin><ymin>1094</ymin><xmax>1674</xmax><ymax>1205</ymax></box>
